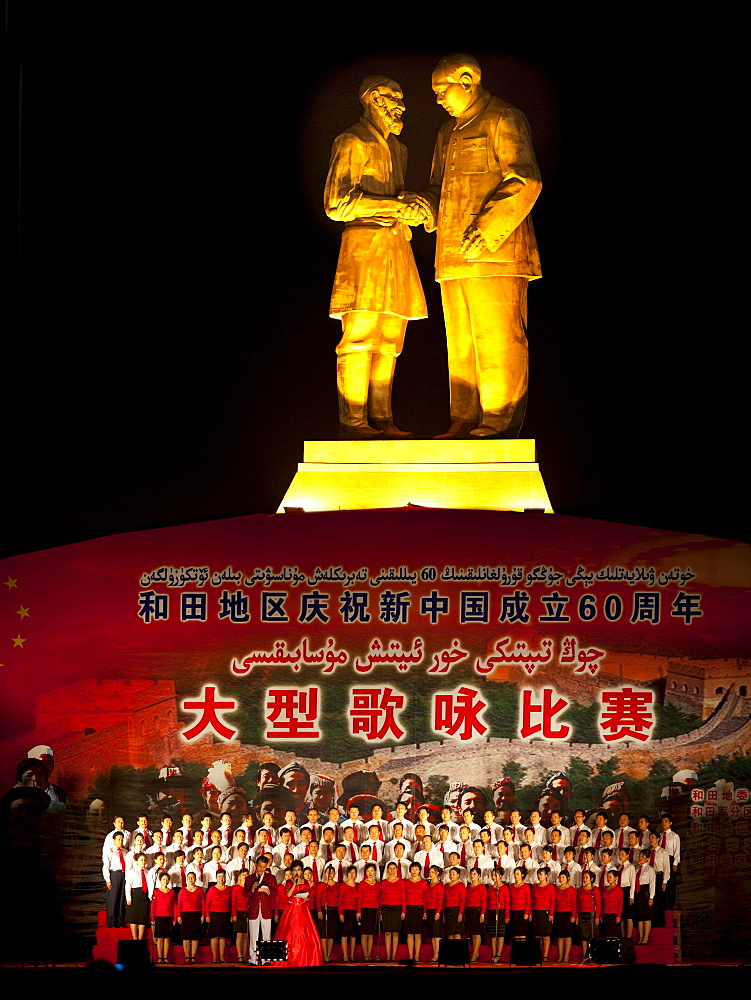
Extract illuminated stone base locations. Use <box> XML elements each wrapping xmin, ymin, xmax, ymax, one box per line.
<box><xmin>277</xmin><ymin>439</ymin><xmax>553</xmax><ymax>513</ymax></box>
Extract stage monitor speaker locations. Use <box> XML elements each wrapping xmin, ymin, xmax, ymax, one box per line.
<box><xmin>117</xmin><ymin>938</ymin><xmax>150</xmax><ymax>972</ymax></box>
<box><xmin>511</xmin><ymin>936</ymin><xmax>541</xmax><ymax>966</ymax></box>
<box><xmin>438</xmin><ymin>939</ymin><xmax>469</xmax><ymax>966</ymax></box>
<box><xmin>257</xmin><ymin>939</ymin><xmax>288</xmax><ymax>964</ymax></box>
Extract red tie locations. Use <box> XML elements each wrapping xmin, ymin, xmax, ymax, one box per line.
<box><xmin>372</xmin><ymin>843</ymin><xmax>378</xmax><ymax>863</ymax></box>
<box><xmin>305</xmin><ymin>845</ymin><xmax>310</xmax><ymax>857</ymax></box>
<box><xmin>217</xmin><ymin>863</ymin><xmax>223</xmax><ymax>873</ymax></box>
<box><xmin>140</xmin><ymin>869</ymin><xmax>147</xmax><ymax>892</ymax></box>
<box><xmin>594</xmin><ymin>831</ymin><xmax>602</xmax><ymax>849</ymax></box>
<box><xmin>660</xmin><ymin>832</ymin><xmax>667</xmax><ymax>849</ymax></box>
<box><xmin>290</xmin><ymin>831</ymin><xmax>296</xmax><ymax>845</ymax></box>
<box><xmin>563</xmin><ymin>863</ymin><xmax>568</xmax><ymax>873</ymax></box>
<box><xmin>349</xmin><ymin>844</ymin><xmax>356</xmax><ymax>863</ymax></box>
<box><xmin>118</xmin><ymin>848</ymin><xmax>125</xmax><ymax>871</ymax></box>
<box><xmin>635</xmin><ymin>867</ymin><xmax>641</xmax><ymax>891</ymax></box>
<box><xmin>424</xmin><ymin>856</ymin><xmax>430</xmax><ymax>878</ymax></box>
<box><xmin>650</xmin><ymin>850</ymin><xmax>656</xmax><ymax>866</ymax></box>
<box><xmin>378</xmin><ymin>827</ymin><xmax>384</xmax><ymax>842</ymax></box>
<box><xmin>474</xmin><ymin>859</ymin><xmax>479</xmax><ymax>870</ymax></box>
<box><xmin>338</xmin><ymin>862</ymin><xmax>343</xmax><ymax>883</ymax></box>
<box><xmin>181</xmin><ymin>868</ymin><xmax>186</xmax><ymax>887</ymax></box>
<box><xmin>460</xmin><ymin>845</ymin><xmax>466</xmax><ymax>866</ymax></box>
<box><xmin>311</xmin><ymin>864</ymin><xmax>319</xmax><ymax>884</ymax></box>
<box><xmin>617</xmin><ymin>868</ymin><xmax>623</xmax><ymax>885</ymax></box>
<box><xmin>198</xmin><ymin>863</ymin><xmax>203</xmax><ymax>877</ymax></box>
<box><xmin>618</xmin><ymin>830</ymin><xmax>625</xmax><ymax>848</ymax></box>
<box><xmin>396</xmin><ymin>865</ymin><xmax>402</xmax><ymax>879</ymax></box>
<box><xmin>350</xmin><ymin>824</ymin><xmax>358</xmax><ymax>844</ymax></box>
<box><xmin>164</xmin><ymin>832</ymin><xmax>171</xmax><ymax>846</ymax></box>
<box><xmin>440</xmin><ymin>844</ymin><xmax>445</xmax><ymax>855</ymax></box>
<box><xmin>578</xmin><ymin>850</ymin><xmax>585</xmax><ymax>866</ymax></box>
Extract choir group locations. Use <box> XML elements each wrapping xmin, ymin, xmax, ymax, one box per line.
<box><xmin>102</xmin><ymin>800</ymin><xmax>681</xmax><ymax>965</ymax></box>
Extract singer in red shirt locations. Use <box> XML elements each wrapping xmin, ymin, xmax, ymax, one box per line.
<box><xmin>176</xmin><ymin>869</ymin><xmax>203</xmax><ymax>963</ymax></box>
<box><xmin>150</xmin><ymin>871</ymin><xmax>176</xmax><ymax>964</ymax></box>
<box><xmin>338</xmin><ymin>867</ymin><xmax>359</xmax><ymax>962</ymax></box>
<box><xmin>356</xmin><ymin>863</ymin><xmax>380</xmax><ymax>961</ymax></box>
<box><xmin>553</xmin><ymin>870</ymin><xmax>578</xmax><ymax>964</ymax></box>
<box><xmin>487</xmin><ymin>867</ymin><xmax>510</xmax><ymax>963</ymax></box>
<box><xmin>466</xmin><ymin>867</ymin><xmax>488</xmax><ymax>962</ymax></box>
<box><xmin>316</xmin><ymin>866</ymin><xmax>340</xmax><ymax>962</ymax></box>
<box><xmin>381</xmin><ymin>861</ymin><xmax>407</xmax><ymax>961</ymax></box>
<box><xmin>531</xmin><ymin>866</ymin><xmax>556</xmax><ymax>962</ymax></box>
<box><xmin>405</xmin><ymin>862</ymin><xmax>427</xmax><ymax>962</ymax></box>
<box><xmin>425</xmin><ymin>865</ymin><xmax>445</xmax><ymax>962</ymax></box>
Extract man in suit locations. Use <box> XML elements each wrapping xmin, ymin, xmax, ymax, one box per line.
<box><xmin>424</xmin><ymin>53</ymin><xmax>542</xmax><ymax>439</ymax></box>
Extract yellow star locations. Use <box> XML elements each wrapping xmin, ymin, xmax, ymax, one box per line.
<box><xmin>3</xmin><ymin>577</ymin><xmax>18</xmax><ymax>590</ymax></box>
<box><xmin>11</xmin><ymin>634</ymin><xmax>26</xmax><ymax>648</ymax></box>
<box><xmin>15</xmin><ymin>606</ymin><xmax>31</xmax><ymax>619</ymax></box>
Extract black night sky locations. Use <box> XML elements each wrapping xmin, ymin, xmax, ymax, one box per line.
<box><xmin>4</xmin><ymin>11</ymin><xmax>741</xmax><ymax>557</ymax></box>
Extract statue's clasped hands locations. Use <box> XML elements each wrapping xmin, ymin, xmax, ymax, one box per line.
<box><xmin>396</xmin><ymin>191</ymin><xmax>431</xmax><ymax>225</ymax></box>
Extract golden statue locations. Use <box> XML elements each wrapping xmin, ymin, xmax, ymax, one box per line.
<box><xmin>325</xmin><ymin>77</ymin><xmax>429</xmax><ymax>440</ymax></box>
<box><xmin>424</xmin><ymin>54</ymin><xmax>542</xmax><ymax>439</ymax></box>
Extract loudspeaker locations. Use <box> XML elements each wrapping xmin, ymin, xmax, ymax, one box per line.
<box><xmin>117</xmin><ymin>939</ymin><xmax>150</xmax><ymax>971</ymax></box>
<box><xmin>438</xmin><ymin>939</ymin><xmax>470</xmax><ymax>966</ymax></box>
<box><xmin>511</xmin><ymin>936</ymin><xmax>541</xmax><ymax>966</ymax></box>
<box><xmin>589</xmin><ymin>937</ymin><xmax>624</xmax><ymax>964</ymax></box>
<box><xmin>257</xmin><ymin>939</ymin><xmax>288</xmax><ymax>963</ymax></box>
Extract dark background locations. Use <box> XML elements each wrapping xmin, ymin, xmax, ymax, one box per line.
<box><xmin>4</xmin><ymin>10</ymin><xmax>741</xmax><ymax>557</ymax></box>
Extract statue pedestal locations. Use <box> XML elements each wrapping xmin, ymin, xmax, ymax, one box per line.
<box><xmin>277</xmin><ymin>439</ymin><xmax>553</xmax><ymax>513</ymax></box>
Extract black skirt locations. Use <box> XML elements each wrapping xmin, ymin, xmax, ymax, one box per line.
<box><xmin>208</xmin><ymin>912</ymin><xmax>231</xmax><ymax>938</ymax></box>
<box><xmin>381</xmin><ymin>904</ymin><xmax>402</xmax><ymax>932</ymax></box>
<box><xmin>340</xmin><ymin>909</ymin><xmax>357</xmax><ymax>937</ymax></box>
<box><xmin>181</xmin><ymin>911</ymin><xmax>201</xmax><ymax>940</ymax></box>
<box><xmin>319</xmin><ymin>906</ymin><xmax>338</xmax><ymax>937</ymax></box>
<box><xmin>125</xmin><ymin>887</ymin><xmax>149</xmax><ymax>925</ymax></box>
<box><xmin>578</xmin><ymin>912</ymin><xmax>595</xmax><ymax>940</ymax></box>
<box><xmin>635</xmin><ymin>885</ymin><xmax>653</xmax><ymax>921</ymax></box>
<box><xmin>531</xmin><ymin>909</ymin><xmax>551</xmax><ymax>937</ymax></box>
<box><xmin>553</xmin><ymin>910</ymin><xmax>574</xmax><ymax>938</ymax></box>
<box><xmin>621</xmin><ymin>888</ymin><xmax>632</xmax><ymax>919</ymax></box>
<box><xmin>444</xmin><ymin>906</ymin><xmax>463</xmax><ymax>936</ymax></box>
<box><xmin>154</xmin><ymin>916</ymin><xmax>174</xmax><ymax>938</ymax></box>
<box><xmin>602</xmin><ymin>913</ymin><xmax>621</xmax><ymax>937</ymax></box>
<box><xmin>464</xmin><ymin>906</ymin><xmax>483</xmax><ymax>937</ymax></box>
<box><xmin>233</xmin><ymin>911</ymin><xmax>249</xmax><ymax>933</ymax></box>
<box><xmin>427</xmin><ymin>911</ymin><xmax>443</xmax><ymax>938</ymax></box>
<box><xmin>508</xmin><ymin>909</ymin><xmax>528</xmax><ymax>937</ymax></box>
<box><xmin>404</xmin><ymin>904</ymin><xmax>424</xmax><ymax>934</ymax></box>
<box><xmin>486</xmin><ymin>909</ymin><xmax>506</xmax><ymax>938</ymax></box>
<box><xmin>360</xmin><ymin>907</ymin><xmax>378</xmax><ymax>934</ymax></box>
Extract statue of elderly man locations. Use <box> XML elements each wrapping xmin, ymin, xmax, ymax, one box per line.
<box><xmin>325</xmin><ymin>76</ymin><xmax>429</xmax><ymax>439</ymax></box>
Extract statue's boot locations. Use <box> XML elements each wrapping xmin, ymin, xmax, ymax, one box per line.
<box><xmin>367</xmin><ymin>353</ymin><xmax>412</xmax><ymax>439</ymax></box>
<box><xmin>338</xmin><ymin>353</ymin><xmax>383</xmax><ymax>440</ymax></box>
<box><xmin>433</xmin><ymin>420</ymin><xmax>476</xmax><ymax>440</ymax></box>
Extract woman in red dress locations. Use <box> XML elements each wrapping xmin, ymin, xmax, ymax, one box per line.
<box><xmin>275</xmin><ymin>862</ymin><xmax>323</xmax><ymax>967</ymax></box>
